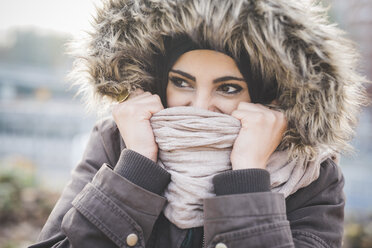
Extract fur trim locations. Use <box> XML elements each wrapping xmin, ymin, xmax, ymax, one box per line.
<box><xmin>68</xmin><ymin>0</ymin><xmax>368</xmax><ymax>159</ymax></box>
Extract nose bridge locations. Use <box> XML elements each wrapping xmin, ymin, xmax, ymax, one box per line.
<box><xmin>192</xmin><ymin>88</ymin><xmax>211</xmax><ymax>110</ymax></box>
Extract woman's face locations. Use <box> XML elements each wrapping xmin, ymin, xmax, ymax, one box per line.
<box><xmin>166</xmin><ymin>49</ymin><xmax>251</xmax><ymax>115</ymax></box>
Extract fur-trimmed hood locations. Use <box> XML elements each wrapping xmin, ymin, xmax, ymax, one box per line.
<box><xmin>69</xmin><ymin>0</ymin><xmax>367</xmax><ymax>159</ymax></box>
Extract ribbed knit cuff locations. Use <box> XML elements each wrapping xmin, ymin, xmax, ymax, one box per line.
<box><xmin>113</xmin><ymin>149</ymin><xmax>171</xmax><ymax>195</ymax></box>
<box><xmin>213</xmin><ymin>169</ymin><xmax>270</xmax><ymax>196</ymax></box>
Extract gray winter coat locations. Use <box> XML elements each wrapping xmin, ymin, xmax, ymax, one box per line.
<box><xmin>31</xmin><ymin>118</ymin><xmax>345</xmax><ymax>248</ymax></box>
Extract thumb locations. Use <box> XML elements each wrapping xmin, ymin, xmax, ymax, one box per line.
<box><xmin>127</xmin><ymin>88</ymin><xmax>146</xmax><ymax>100</ymax></box>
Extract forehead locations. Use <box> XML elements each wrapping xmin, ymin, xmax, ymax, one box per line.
<box><xmin>171</xmin><ymin>49</ymin><xmax>242</xmax><ymax>75</ymax></box>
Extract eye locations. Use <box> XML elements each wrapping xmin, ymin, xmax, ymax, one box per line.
<box><xmin>217</xmin><ymin>84</ymin><xmax>243</xmax><ymax>95</ymax></box>
<box><xmin>169</xmin><ymin>77</ymin><xmax>192</xmax><ymax>88</ymax></box>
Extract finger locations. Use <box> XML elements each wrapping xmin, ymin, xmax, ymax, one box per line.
<box><xmin>232</xmin><ymin>108</ymin><xmax>282</xmax><ymax>124</ymax></box>
<box><xmin>236</xmin><ymin>102</ymin><xmax>265</xmax><ymax>113</ymax></box>
<box><xmin>116</xmin><ymin>88</ymin><xmax>147</xmax><ymax>105</ymax></box>
<box><xmin>242</xmin><ymin>102</ymin><xmax>274</xmax><ymax>112</ymax></box>
<box><xmin>147</xmin><ymin>101</ymin><xmax>164</xmax><ymax>114</ymax></box>
<box><xmin>231</xmin><ymin>109</ymin><xmax>257</xmax><ymax>120</ymax></box>
<box><xmin>140</xmin><ymin>94</ymin><xmax>165</xmax><ymax>114</ymax></box>
<box><xmin>128</xmin><ymin>94</ymin><xmax>164</xmax><ymax>116</ymax></box>
<box><xmin>254</xmin><ymin>104</ymin><xmax>281</xmax><ymax>114</ymax></box>
<box><xmin>237</xmin><ymin>102</ymin><xmax>283</xmax><ymax>117</ymax></box>
<box><xmin>232</xmin><ymin>110</ymin><xmax>271</xmax><ymax>129</ymax></box>
<box><xmin>127</xmin><ymin>88</ymin><xmax>148</xmax><ymax>100</ymax></box>
<box><xmin>130</xmin><ymin>92</ymin><xmax>161</xmax><ymax>105</ymax></box>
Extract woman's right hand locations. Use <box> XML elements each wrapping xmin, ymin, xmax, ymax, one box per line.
<box><xmin>112</xmin><ymin>89</ymin><xmax>164</xmax><ymax>162</ymax></box>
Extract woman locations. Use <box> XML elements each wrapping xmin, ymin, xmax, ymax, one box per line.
<box><xmin>31</xmin><ymin>0</ymin><xmax>366</xmax><ymax>247</ymax></box>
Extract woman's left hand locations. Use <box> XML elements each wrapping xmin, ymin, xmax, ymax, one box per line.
<box><xmin>230</xmin><ymin>102</ymin><xmax>287</xmax><ymax>170</ymax></box>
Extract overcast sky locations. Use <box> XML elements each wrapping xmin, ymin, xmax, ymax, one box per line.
<box><xmin>0</xmin><ymin>0</ymin><xmax>102</xmax><ymax>36</ymax></box>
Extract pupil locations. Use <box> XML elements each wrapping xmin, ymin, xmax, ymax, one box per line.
<box><xmin>224</xmin><ymin>86</ymin><xmax>233</xmax><ymax>92</ymax></box>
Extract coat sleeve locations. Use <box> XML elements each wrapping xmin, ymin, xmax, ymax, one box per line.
<box><xmin>29</xmin><ymin>118</ymin><xmax>170</xmax><ymax>248</ymax></box>
<box><xmin>204</xmin><ymin>159</ymin><xmax>345</xmax><ymax>248</ymax></box>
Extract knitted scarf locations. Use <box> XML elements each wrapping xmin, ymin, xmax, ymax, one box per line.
<box><xmin>150</xmin><ymin>106</ymin><xmax>338</xmax><ymax>229</ymax></box>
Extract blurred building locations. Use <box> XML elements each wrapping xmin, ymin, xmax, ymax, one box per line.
<box><xmin>0</xmin><ymin>62</ymin><xmax>97</xmax><ymax>190</ymax></box>
<box><xmin>327</xmin><ymin>0</ymin><xmax>372</xmax><ymax>84</ymax></box>
<box><xmin>325</xmin><ymin>0</ymin><xmax>372</xmax><ymax>214</ymax></box>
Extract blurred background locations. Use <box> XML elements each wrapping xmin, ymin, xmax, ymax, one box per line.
<box><xmin>0</xmin><ymin>0</ymin><xmax>371</xmax><ymax>247</ymax></box>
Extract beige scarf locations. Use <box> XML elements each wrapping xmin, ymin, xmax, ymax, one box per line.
<box><xmin>150</xmin><ymin>106</ymin><xmax>338</xmax><ymax>229</ymax></box>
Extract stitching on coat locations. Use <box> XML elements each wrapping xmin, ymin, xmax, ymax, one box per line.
<box><xmin>206</xmin><ymin>213</ymin><xmax>286</xmax><ymax>221</ymax></box>
<box><xmin>271</xmin><ymin>244</ymin><xmax>294</xmax><ymax>248</ymax></box>
<box><xmin>292</xmin><ymin>230</ymin><xmax>331</xmax><ymax>248</ymax></box>
<box><xmin>75</xmin><ymin>186</ymin><xmax>144</xmax><ymax>247</ymax></box>
<box><xmin>72</xmin><ymin>184</ymin><xmax>144</xmax><ymax>247</ymax></box>
<box><xmin>89</xmin><ymin>184</ymin><xmax>144</xmax><ymax>232</ymax></box>
<box><xmin>211</xmin><ymin>221</ymin><xmax>292</xmax><ymax>246</ymax></box>
<box><xmin>102</xmin><ymin>186</ymin><xmax>160</xmax><ymax>217</ymax></box>
<box><xmin>95</xmin><ymin>168</ymin><xmax>162</xmax><ymax>217</ymax></box>
<box><xmin>292</xmin><ymin>238</ymin><xmax>319</xmax><ymax>248</ymax></box>
<box><xmin>74</xmin><ymin>202</ymin><xmax>126</xmax><ymax>247</ymax></box>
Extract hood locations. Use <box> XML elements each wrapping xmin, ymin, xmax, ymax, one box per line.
<box><xmin>68</xmin><ymin>0</ymin><xmax>367</xmax><ymax>159</ymax></box>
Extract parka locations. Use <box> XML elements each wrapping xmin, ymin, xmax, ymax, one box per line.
<box><xmin>30</xmin><ymin>0</ymin><xmax>366</xmax><ymax>247</ymax></box>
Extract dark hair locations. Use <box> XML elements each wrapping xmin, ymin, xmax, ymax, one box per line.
<box><xmin>152</xmin><ymin>35</ymin><xmax>278</xmax><ymax>107</ymax></box>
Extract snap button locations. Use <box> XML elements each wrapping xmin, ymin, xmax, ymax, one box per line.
<box><xmin>126</xmin><ymin>233</ymin><xmax>138</xmax><ymax>247</ymax></box>
<box><xmin>215</xmin><ymin>242</ymin><xmax>227</xmax><ymax>248</ymax></box>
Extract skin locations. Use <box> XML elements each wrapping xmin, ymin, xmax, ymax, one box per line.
<box><xmin>166</xmin><ymin>50</ymin><xmax>251</xmax><ymax>114</ymax></box>
<box><xmin>112</xmin><ymin>49</ymin><xmax>287</xmax><ymax>170</ymax></box>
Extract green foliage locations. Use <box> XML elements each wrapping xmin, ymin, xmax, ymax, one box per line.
<box><xmin>0</xmin><ymin>158</ymin><xmax>60</xmax><ymax>247</ymax></box>
<box><xmin>344</xmin><ymin>215</ymin><xmax>372</xmax><ymax>248</ymax></box>
<box><xmin>0</xmin><ymin>161</ymin><xmax>36</xmax><ymax>222</ymax></box>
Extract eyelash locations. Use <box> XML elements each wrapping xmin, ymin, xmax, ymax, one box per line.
<box><xmin>169</xmin><ymin>77</ymin><xmax>191</xmax><ymax>88</ymax></box>
<box><xmin>169</xmin><ymin>77</ymin><xmax>243</xmax><ymax>95</ymax></box>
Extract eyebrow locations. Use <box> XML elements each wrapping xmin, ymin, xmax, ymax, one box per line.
<box><xmin>169</xmin><ymin>69</ymin><xmax>245</xmax><ymax>83</ymax></box>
